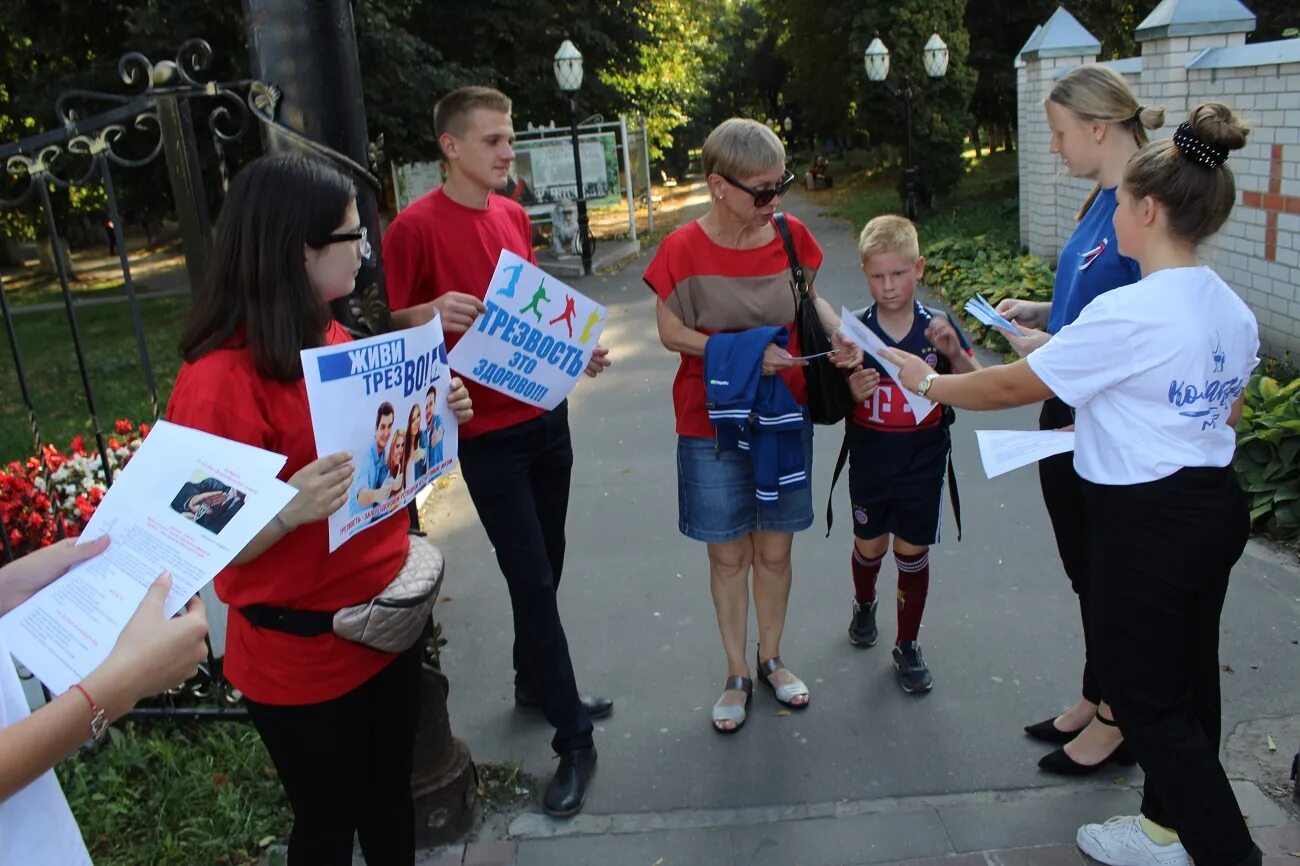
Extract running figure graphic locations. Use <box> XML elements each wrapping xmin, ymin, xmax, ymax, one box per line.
<box><xmin>520</xmin><ymin>280</ymin><xmax>551</xmax><ymax>322</ymax></box>
<box><xmin>578</xmin><ymin>310</ymin><xmax>601</xmax><ymax>344</ymax></box>
<box><xmin>549</xmin><ymin>295</ymin><xmax>578</xmax><ymax>338</ymax></box>
<box><xmin>494</xmin><ymin>262</ymin><xmax>526</xmax><ymax>298</ymax></box>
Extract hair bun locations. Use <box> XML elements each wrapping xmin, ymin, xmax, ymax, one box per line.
<box><xmin>1136</xmin><ymin>104</ymin><xmax>1166</xmax><ymax>130</ymax></box>
<box><xmin>1188</xmin><ymin>102</ymin><xmax>1249</xmax><ymax>153</ymax></box>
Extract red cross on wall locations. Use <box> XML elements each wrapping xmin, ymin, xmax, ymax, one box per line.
<box><xmin>1242</xmin><ymin>145</ymin><xmax>1299</xmax><ymax>262</ymax></box>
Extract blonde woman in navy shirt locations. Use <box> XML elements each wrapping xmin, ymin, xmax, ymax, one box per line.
<box><xmin>996</xmin><ymin>65</ymin><xmax>1165</xmax><ymax>774</ymax></box>
<box><xmin>885</xmin><ymin>101</ymin><xmax>1261</xmax><ymax>866</ymax></box>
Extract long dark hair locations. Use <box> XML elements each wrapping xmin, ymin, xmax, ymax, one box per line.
<box><xmin>179</xmin><ymin>153</ymin><xmax>356</xmax><ymax>381</ymax></box>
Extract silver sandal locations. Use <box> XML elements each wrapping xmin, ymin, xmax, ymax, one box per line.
<box><xmin>757</xmin><ymin>653</ymin><xmax>810</xmax><ymax>709</ymax></box>
<box><xmin>711</xmin><ymin>675</ymin><xmax>753</xmax><ymax>733</ymax></box>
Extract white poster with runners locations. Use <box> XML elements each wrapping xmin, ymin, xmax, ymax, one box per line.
<box><xmin>301</xmin><ymin>317</ymin><xmax>459</xmax><ymax>551</ymax></box>
<box><xmin>447</xmin><ymin>250</ymin><xmax>607</xmax><ymax>410</ymax></box>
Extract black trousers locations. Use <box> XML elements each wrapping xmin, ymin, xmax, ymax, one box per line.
<box><xmin>458</xmin><ymin>401</ymin><xmax>593</xmax><ymax>754</ymax></box>
<box><xmin>1037</xmin><ymin>397</ymin><xmax>1101</xmax><ymax>704</ymax></box>
<box><xmin>245</xmin><ymin>643</ymin><xmax>422</xmax><ymax>866</ymax></box>
<box><xmin>1084</xmin><ymin>466</ymin><xmax>1256</xmax><ymax>866</ymax></box>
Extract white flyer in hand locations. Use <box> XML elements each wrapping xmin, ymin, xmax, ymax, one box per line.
<box><xmin>837</xmin><ymin>306</ymin><xmax>935</xmax><ymax>425</ymax></box>
<box><xmin>963</xmin><ymin>294</ymin><xmax>1024</xmax><ymax>336</ymax></box>
<box><xmin>0</xmin><ymin>421</ymin><xmax>296</xmax><ymax>695</ymax></box>
<box><xmin>301</xmin><ymin>317</ymin><xmax>459</xmax><ymax>552</ymax></box>
<box><xmin>975</xmin><ymin>429</ymin><xmax>1075</xmax><ymax>478</ymax></box>
<box><xmin>447</xmin><ymin>250</ymin><xmax>607</xmax><ymax>411</ymax></box>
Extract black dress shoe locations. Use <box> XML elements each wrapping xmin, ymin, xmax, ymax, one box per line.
<box><xmin>543</xmin><ymin>747</ymin><xmax>597</xmax><ymax>818</ymax></box>
<box><xmin>1024</xmin><ymin>715</ymin><xmax>1085</xmax><ymax>745</ymax></box>
<box><xmin>515</xmin><ymin>689</ymin><xmax>614</xmax><ymax>720</ymax></box>
<box><xmin>1038</xmin><ymin>740</ymin><xmax>1137</xmax><ymax>776</ymax></box>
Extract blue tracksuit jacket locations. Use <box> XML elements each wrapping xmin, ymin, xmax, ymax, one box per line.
<box><xmin>704</xmin><ymin>326</ymin><xmax>809</xmax><ymax>508</ymax></box>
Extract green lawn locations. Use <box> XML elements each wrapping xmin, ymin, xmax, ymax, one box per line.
<box><xmin>0</xmin><ymin>295</ymin><xmax>188</xmax><ymax>463</ymax></box>
<box><xmin>58</xmin><ymin>722</ymin><xmax>291</xmax><ymax>866</ymax></box>
<box><xmin>819</xmin><ymin>149</ymin><xmax>1021</xmax><ymax>249</ymax></box>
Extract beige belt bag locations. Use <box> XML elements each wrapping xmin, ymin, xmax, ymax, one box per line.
<box><xmin>332</xmin><ymin>536</ymin><xmax>444</xmax><ymax>653</ymax></box>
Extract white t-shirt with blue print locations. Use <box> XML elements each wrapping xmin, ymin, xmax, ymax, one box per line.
<box><xmin>1047</xmin><ymin>187</ymin><xmax>1143</xmax><ymax>334</ymax></box>
<box><xmin>1027</xmin><ymin>266</ymin><xmax>1259</xmax><ymax>485</ymax></box>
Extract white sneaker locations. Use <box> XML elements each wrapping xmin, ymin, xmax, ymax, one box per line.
<box><xmin>1076</xmin><ymin>816</ymin><xmax>1190</xmax><ymax>866</ymax></box>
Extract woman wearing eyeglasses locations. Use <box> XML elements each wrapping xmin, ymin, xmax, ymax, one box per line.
<box><xmin>166</xmin><ymin>153</ymin><xmax>472</xmax><ymax>865</ymax></box>
<box><xmin>645</xmin><ymin>117</ymin><xmax>854</xmax><ymax>733</ymax></box>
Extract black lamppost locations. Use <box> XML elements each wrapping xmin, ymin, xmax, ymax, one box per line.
<box><xmin>554</xmin><ymin>39</ymin><xmax>592</xmax><ymax>276</ymax></box>
<box><xmin>863</xmin><ymin>33</ymin><xmax>950</xmax><ymax>220</ymax></box>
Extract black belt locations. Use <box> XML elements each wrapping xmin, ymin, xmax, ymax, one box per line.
<box><xmin>239</xmin><ymin>604</ymin><xmax>334</xmax><ymax>637</ymax></box>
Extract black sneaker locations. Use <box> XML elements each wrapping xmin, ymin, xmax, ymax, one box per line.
<box><xmin>848</xmin><ymin>599</ymin><xmax>878</xmax><ymax>647</ymax></box>
<box><xmin>892</xmin><ymin>641</ymin><xmax>934</xmax><ymax>693</ymax></box>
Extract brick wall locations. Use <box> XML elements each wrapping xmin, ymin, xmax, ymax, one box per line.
<box><xmin>1018</xmin><ymin>22</ymin><xmax>1300</xmax><ymax>354</ymax></box>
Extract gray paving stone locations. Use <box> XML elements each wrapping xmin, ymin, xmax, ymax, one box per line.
<box><xmin>985</xmin><ymin>845</ymin><xmax>1086</xmax><ymax>865</ymax></box>
<box><xmin>727</xmin><ymin>809</ymin><xmax>952</xmax><ymax>866</ymax></box>
<box><xmin>937</xmin><ymin>788</ymin><xmax>1141</xmax><ymax>853</ymax></box>
<box><xmin>515</xmin><ymin>828</ymin><xmax>734</xmax><ymax>866</ymax></box>
<box><xmin>1232</xmin><ymin>779</ymin><xmax>1294</xmax><ymax>827</ymax></box>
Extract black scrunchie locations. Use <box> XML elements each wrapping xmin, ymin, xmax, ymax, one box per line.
<box><xmin>1172</xmin><ymin>121</ymin><xmax>1228</xmax><ymax>169</ymax></box>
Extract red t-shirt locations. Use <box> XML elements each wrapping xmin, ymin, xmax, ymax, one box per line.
<box><xmin>643</xmin><ymin>217</ymin><xmax>824</xmax><ymax>438</ymax></box>
<box><xmin>384</xmin><ymin>188</ymin><xmax>544</xmax><ymax>438</ymax></box>
<box><xmin>165</xmin><ymin>321</ymin><xmax>410</xmax><ymax>705</ymax></box>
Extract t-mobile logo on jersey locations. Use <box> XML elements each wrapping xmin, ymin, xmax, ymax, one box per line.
<box><xmin>866</xmin><ymin>382</ymin><xmax>915</xmax><ymax>424</ymax></box>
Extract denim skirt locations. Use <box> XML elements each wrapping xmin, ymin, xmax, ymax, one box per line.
<box><xmin>676</xmin><ymin>426</ymin><xmax>814</xmax><ymax>543</ymax></box>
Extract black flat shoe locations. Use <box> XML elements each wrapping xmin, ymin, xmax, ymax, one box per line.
<box><xmin>514</xmin><ymin>689</ymin><xmax>614</xmax><ymax>720</ymax></box>
<box><xmin>543</xmin><ymin>747</ymin><xmax>597</xmax><ymax>818</ymax></box>
<box><xmin>1024</xmin><ymin>715</ymin><xmax>1086</xmax><ymax>745</ymax></box>
<box><xmin>1038</xmin><ymin>740</ymin><xmax>1136</xmax><ymax>775</ymax></box>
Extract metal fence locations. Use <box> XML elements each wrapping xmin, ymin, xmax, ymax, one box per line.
<box><xmin>0</xmin><ymin>40</ymin><xmax>333</xmax><ymax>720</ymax></box>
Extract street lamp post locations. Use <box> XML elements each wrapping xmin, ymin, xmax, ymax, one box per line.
<box><xmin>554</xmin><ymin>39</ymin><xmax>592</xmax><ymax>276</ymax></box>
<box><xmin>863</xmin><ymin>33</ymin><xmax>949</xmax><ymax>220</ymax></box>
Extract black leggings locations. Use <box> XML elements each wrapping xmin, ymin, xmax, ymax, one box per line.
<box><xmin>1037</xmin><ymin>396</ymin><xmax>1101</xmax><ymax>704</ymax></box>
<box><xmin>1084</xmin><ymin>466</ymin><xmax>1257</xmax><ymax>866</ymax></box>
<box><xmin>245</xmin><ymin>644</ymin><xmax>422</xmax><ymax>866</ymax></box>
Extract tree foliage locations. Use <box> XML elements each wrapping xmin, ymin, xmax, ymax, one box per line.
<box><xmin>851</xmin><ymin>0</ymin><xmax>977</xmax><ymax>208</ymax></box>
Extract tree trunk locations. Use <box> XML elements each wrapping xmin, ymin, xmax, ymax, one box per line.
<box><xmin>37</xmin><ymin>238</ymin><xmax>75</xmax><ymax>278</ymax></box>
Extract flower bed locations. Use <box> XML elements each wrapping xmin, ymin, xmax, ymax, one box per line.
<box><xmin>1</xmin><ymin>420</ymin><xmax>148</xmax><ymax>556</ymax></box>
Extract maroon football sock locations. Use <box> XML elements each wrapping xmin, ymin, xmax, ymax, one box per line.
<box><xmin>895</xmin><ymin>549</ymin><xmax>931</xmax><ymax>644</ymax></box>
<box><xmin>851</xmin><ymin>548</ymin><xmax>884</xmax><ymax>605</ymax></box>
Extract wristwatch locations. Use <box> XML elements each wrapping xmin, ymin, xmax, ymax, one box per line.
<box><xmin>916</xmin><ymin>371</ymin><xmax>940</xmax><ymax>397</ymax></box>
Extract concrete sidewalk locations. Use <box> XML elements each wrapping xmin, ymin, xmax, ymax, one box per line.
<box><xmin>419</xmin><ymin>782</ymin><xmax>1297</xmax><ymax>864</ymax></box>
<box><xmin>414</xmin><ymin>186</ymin><xmax>1300</xmax><ymax>865</ymax></box>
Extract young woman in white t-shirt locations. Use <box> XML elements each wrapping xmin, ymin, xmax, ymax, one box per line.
<box><xmin>0</xmin><ymin>537</ymin><xmax>209</xmax><ymax>864</ymax></box>
<box><xmin>883</xmin><ymin>102</ymin><xmax>1262</xmax><ymax>866</ymax></box>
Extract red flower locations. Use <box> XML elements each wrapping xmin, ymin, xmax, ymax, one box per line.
<box><xmin>70</xmin><ymin>435</ymin><xmax>87</xmax><ymax>455</ymax></box>
<box><xmin>114</xmin><ymin>419</ymin><xmax>133</xmax><ymax>435</ymax></box>
<box><xmin>138</xmin><ymin>422</ymin><xmax>151</xmax><ymax>439</ymax></box>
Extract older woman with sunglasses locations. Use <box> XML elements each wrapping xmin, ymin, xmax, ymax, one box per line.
<box><xmin>645</xmin><ymin>117</ymin><xmax>856</xmax><ymax>733</ymax></box>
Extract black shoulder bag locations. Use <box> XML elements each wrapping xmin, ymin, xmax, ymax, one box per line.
<box><xmin>773</xmin><ymin>213</ymin><xmax>855</xmax><ymax>426</ymax></box>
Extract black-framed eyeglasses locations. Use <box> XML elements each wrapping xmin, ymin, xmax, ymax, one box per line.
<box><xmin>719</xmin><ymin>170</ymin><xmax>796</xmax><ymax>207</ymax></box>
<box><xmin>311</xmin><ymin>225</ymin><xmax>373</xmax><ymax>262</ymax></box>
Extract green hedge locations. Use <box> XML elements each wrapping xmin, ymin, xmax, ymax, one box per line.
<box><xmin>924</xmin><ymin>235</ymin><xmax>1055</xmax><ymax>355</ymax></box>
<box><xmin>1235</xmin><ymin>356</ymin><xmax>1300</xmax><ymax>540</ymax></box>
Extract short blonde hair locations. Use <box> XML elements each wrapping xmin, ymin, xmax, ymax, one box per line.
<box><xmin>701</xmin><ymin>118</ymin><xmax>785</xmax><ymax>179</ymax></box>
<box><xmin>435</xmin><ymin>86</ymin><xmax>512</xmax><ymax>140</ymax></box>
<box><xmin>858</xmin><ymin>215</ymin><xmax>919</xmax><ymax>263</ymax></box>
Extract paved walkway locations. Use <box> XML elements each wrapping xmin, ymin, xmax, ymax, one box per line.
<box><xmin>411</xmin><ymin>188</ymin><xmax>1300</xmax><ymax>865</ymax></box>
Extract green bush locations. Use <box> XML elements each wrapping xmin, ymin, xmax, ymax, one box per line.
<box><xmin>57</xmin><ymin>722</ymin><xmax>289</xmax><ymax>866</ymax></box>
<box><xmin>924</xmin><ymin>235</ymin><xmax>1055</xmax><ymax>354</ymax></box>
<box><xmin>1235</xmin><ymin>355</ymin><xmax>1300</xmax><ymax>541</ymax></box>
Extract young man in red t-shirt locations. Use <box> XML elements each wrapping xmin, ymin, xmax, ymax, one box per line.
<box><xmin>383</xmin><ymin>86</ymin><xmax>612</xmax><ymax>818</ymax></box>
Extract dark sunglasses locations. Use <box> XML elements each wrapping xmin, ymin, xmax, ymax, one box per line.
<box><xmin>310</xmin><ymin>225</ymin><xmax>373</xmax><ymax>262</ymax></box>
<box><xmin>719</xmin><ymin>170</ymin><xmax>796</xmax><ymax>207</ymax></box>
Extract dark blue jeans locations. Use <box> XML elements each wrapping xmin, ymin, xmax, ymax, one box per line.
<box><xmin>458</xmin><ymin>401</ymin><xmax>593</xmax><ymax>754</ymax></box>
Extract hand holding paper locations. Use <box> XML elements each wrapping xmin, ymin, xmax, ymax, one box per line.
<box><xmin>837</xmin><ymin>306</ymin><xmax>935</xmax><ymax>424</ymax></box>
<box><xmin>963</xmin><ymin>294</ymin><xmax>1024</xmax><ymax>337</ymax></box>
